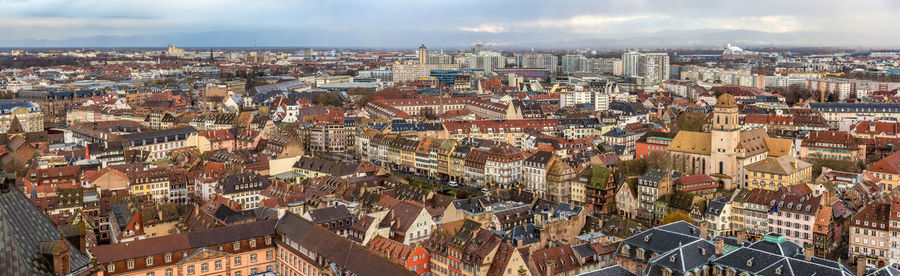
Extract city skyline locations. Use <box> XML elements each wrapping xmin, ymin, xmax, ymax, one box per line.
<box><xmin>1</xmin><ymin>0</ymin><xmax>899</xmax><ymax>48</ymax></box>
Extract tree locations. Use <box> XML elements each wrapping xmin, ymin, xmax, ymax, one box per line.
<box><xmin>805</xmin><ymin>156</ymin><xmax>864</xmax><ymax>177</ymax></box>
<box><xmin>675</xmin><ymin>111</ymin><xmax>707</xmax><ymax>132</ymax></box>
<box><xmin>617</xmin><ymin>159</ymin><xmax>647</xmax><ymax>177</ymax></box>
<box><xmin>312</xmin><ymin>93</ymin><xmax>340</xmax><ymax>106</ymax></box>
<box><xmin>645</xmin><ymin>151</ymin><xmax>673</xmax><ymax>171</ymax></box>
<box><xmin>660</xmin><ymin>210</ymin><xmax>693</xmax><ymax>225</ymax></box>
<box><xmin>774</xmin><ymin>84</ymin><xmax>815</xmax><ymax>105</ymax></box>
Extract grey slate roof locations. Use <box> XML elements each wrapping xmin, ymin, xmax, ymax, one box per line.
<box><xmin>705</xmin><ymin>197</ymin><xmax>729</xmax><ymax>217</ymax></box>
<box><xmin>867</xmin><ymin>266</ymin><xmax>900</xmax><ymax>276</ymax></box>
<box><xmin>576</xmin><ymin>265</ymin><xmax>635</xmax><ymax>276</ymax></box>
<box><xmin>616</xmin><ymin>221</ymin><xmax>702</xmax><ymax>264</ymax></box>
<box><xmin>0</xmin><ymin>181</ymin><xmax>92</xmax><ymax>275</ymax></box>
<box><xmin>712</xmin><ymin>233</ymin><xmax>854</xmax><ymax>276</ymax></box>
<box><xmin>645</xmin><ymin>238</ymin><xmax>716</xmax><ymax>276</ymax></box>
<box><xmin>220</xmin><ymin>172</ymin><xmax>272</xmax><ymax>195</ymax></box>
<box><xmin>309</xmin><ymin>205</ymin><xmax>352</xmax><ymax>224</ymax></box>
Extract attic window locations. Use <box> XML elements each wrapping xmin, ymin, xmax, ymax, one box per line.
<box><xmin>746</xmin><ymin>257</ymin><xmax>754</xmax><ymax>267</ymax></box>
<box><xmin>670</xmin><ymin>255</ymin><xmax>677</xmax><ymax>262</ymax></box>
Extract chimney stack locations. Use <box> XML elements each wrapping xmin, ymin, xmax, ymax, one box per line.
<box><xmin>737</xmin><ymin>231</ymin><xmax>746</xmax><ymax>245</ymax></box>
<box><xmin>804</xmin><ymin>244</ymin><xmax>814</xmax><ymax>260</ymax></box>
<box><xmin>545</xmin><ymin>260</ymin><xmax>556</xmax><ymax>276</ymax></box>
<box><xmin>51</xmin><ymin>237</ymin><xmax>71</xmax><ymax>276</ymax></box>
<box><xmin>857</xmin><ymin>256</ymin><xmax>867</xmax><ymax>276</ymax></box>
<box><xmin>715</xmin><ymin>237</ymin><xmax>724</xmax><ymax>256</ymax></box>
<box><xmin>699</xmin><ymin>221</ymin><xmax>708</xmax><ymax>240</ymax></box>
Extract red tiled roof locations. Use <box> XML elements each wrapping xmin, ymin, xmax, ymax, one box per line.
<box><xmin>852</xmin><ymin>121</ymin><xmax>900</xmax><ymax>136</ymax></box>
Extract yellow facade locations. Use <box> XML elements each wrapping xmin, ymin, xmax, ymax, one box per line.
<box><xmin>746</xmin><ymin>167</ymin><xmax>812</xmax><ymax>191</ymax></box>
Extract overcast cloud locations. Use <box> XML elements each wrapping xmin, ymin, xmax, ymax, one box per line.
<box><xmin>1</xmin><ymin>0</ymin><xmax>898</xmax><ymax>48</ymax></box>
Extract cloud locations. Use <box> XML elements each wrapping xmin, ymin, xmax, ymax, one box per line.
<box><xmin>458</xmin><ymin>24</ymin><xmax>507</xmax><ymax>33</ymax></box>
<box><xmin>0</xmin><ymin>0</ymin><xmax>898</xmax><ymax>47</ymax></box>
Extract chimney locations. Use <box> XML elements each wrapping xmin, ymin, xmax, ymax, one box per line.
<box><xmin>545</xmin><ymin>260</ymin><xmax>555</xmax><ymax>276</ymax></box>
<box><xmin>714</xmin><ymin>237</ymin><xmax>724</xmax><ymax>256</ymax></box>
<box><xmin>699</xmin><ymin>221</ymin><xmax>708</xmax><ymax>240</ymax></box>
<box><xmin>51</xmin><ymin>236</ymin><xmax>71</xmax><ymax>276</ymax></box>
<box><xmin>857</xmin><ymin>256</ymin><xmax>867</xmax><ymax>276</ymax></box>
<box><xmin>804</xmin><ymin>244</ymin><xmax>814</xmax><ymax>260</ymax></box>
<box><xmin>737</xmin><ymin>231</ymin><xmax>746</xmax><ymax>245</ymax></box>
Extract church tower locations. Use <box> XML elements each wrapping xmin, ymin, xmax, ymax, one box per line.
<box><xmin>710</xmin><ymin>93</ymin><xmax>741</xmax><ymax>190</ymax></box>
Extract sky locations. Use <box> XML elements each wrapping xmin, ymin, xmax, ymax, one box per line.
<box><xmin>1</xmin><ymin>0</ymin><xmax>899</xmax><ymax>48</ymax></box>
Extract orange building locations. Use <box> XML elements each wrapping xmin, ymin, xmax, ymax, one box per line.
<box><xmin>368</xmin><ymin>235</ymin><xmax>430</xmax><ymax>274</ymax></box>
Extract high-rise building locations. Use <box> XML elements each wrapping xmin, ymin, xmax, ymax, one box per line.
<box><xmin>592</xmin><ymin>58</ymin><xmax>623</xmax><ymax>76</ymax></box>
<box><xmin>622</xmin><ymin>50</ymin><xmax>642</xmax><ymax>77</ymax></box>
<box><xmin>516</xmin><ymin>53</ymin><xmax>559</xmax><ymax>74</ymax></box>
<box><xmin>639</xmin><ymin>53</ymin><xmax>670</xmax><ymax>84</ymax></box>
<box><xmin>622</xmin><ymin>50</ymin><xmax>670</xmax><ymax>84</ymax></box>
<box><xmin>417</xmin><ymin>44</ymin><xmax>427</xmax><ymax>65</ymax></box>
<box><xmin>562</xmin><ymin>54</ymin><xmax>589</xmax><ymax>74</ymax></box>
<box><xmin>465</xmin><ymin>51</ymin><xmax>504</xmax><ymax>72</ymax></box>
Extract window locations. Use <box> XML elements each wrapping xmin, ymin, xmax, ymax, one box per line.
<box><xmin>251</xmin><ymin>253</ymin><xmax>258</xmax><ymax>263</ymax></box>
<box><xmin>234</xmin><ymin>242</ymin><xmax>241</xmax><ymax>250</ymax></box>
<box><xmin>165</xmin><ymin>253</ymin><xmax>172</xmax><ymax>263</ymax></box>
<box><xmin>108</xmin><ymin>265</ymin><xmax>115</xmax><ymax>273</ymax></box>
<box><xmin>235</xmin><ymin>272</ymin><xmax>242</xmax><ymax>276</ymax></box>
<box><xmin>165</xmin><ymin>269</ymin><xmax>173</xmax><ymax>276</ymax></box>
<box><xmin>127</xmin><ymin>260</ymin><xmax>135</xmax><ymax>269</ymax></box>
<box><xmin>250</xmin><ymin>239</ymin><xmax>257</xmax><ymax>248</ymax></box>
<box><xmin>187</xmin><ymin>265</ymin><xmax>195</xmax><ymax>275</ymax></box>
<box><xmin>201</xmin><ymin>263</ymin><xmax>208</xmax><ymax>272</ymax></box>
<box><xmin>215</xmin><ymin>260</ymin><xmax>222</xmax><ymax>270</ymax></box>
<box><xmin>267</xmin><ymin>250</ymin><xmax>274</xmax><ymax>260</ymax></box>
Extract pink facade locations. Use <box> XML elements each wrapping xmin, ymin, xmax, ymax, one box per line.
<box><xmin>766</xmin><ymin>189</ymin><xmax>822</xmax><ymax>247</ymax></box>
